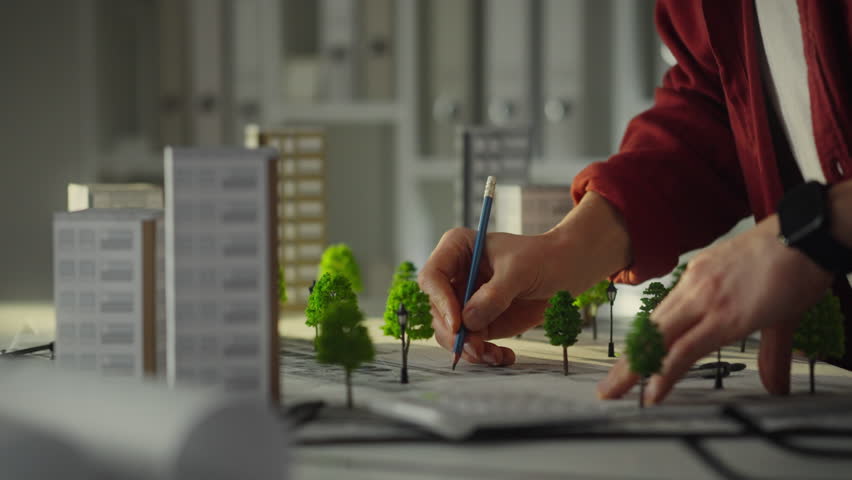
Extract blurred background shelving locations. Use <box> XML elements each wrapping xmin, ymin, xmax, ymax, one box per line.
<box><xmin>0</xmin><ymin>0</ymin><xmax>672</xmax><ymax>314</ymax></box>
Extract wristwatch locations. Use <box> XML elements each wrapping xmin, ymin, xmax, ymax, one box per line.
<box><xmin>777</xmin><ymin>181</ymin><xmax>852</xmax><ymax>275</ymax></box>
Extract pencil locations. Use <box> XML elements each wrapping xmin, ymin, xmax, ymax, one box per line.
<box><xmin>452</xmin><ymin>176</ymin><xmax>496</xmax><ymax>370</ymax></box>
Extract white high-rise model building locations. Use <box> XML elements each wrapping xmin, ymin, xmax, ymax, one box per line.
<box><xmin>53</xmin><ymin>209</ymin><xmax>164</xmax><ymax>378</ymax></box>
<box><xmin>164</xmin><ymin>147</ymin><xmax>280</xmax><ymax>402</ymax></box>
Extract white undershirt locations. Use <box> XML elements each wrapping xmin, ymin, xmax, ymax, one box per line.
<box><xmin>755</xmin><ymin>0</ymin><xmax>852</xmax><ymax>286</ymax></box>
<box><xmin>755</xmin><ymin>0</ymin><xmax>825</xmax><ymax>184</ymax></box>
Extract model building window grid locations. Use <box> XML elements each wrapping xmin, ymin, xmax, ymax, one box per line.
<box><xmin>460</xmin><ymin>126</ymin><xmax>532</xmax><ymax>228</ymax></box>
<box><xmin>253</xmin><ymin>128</ymin><xmax>328</xmax><ymax>310</ymax></box>
<box><xmin>53</xmin><ymin>209</ymin><xmax>162</xmax><ymax>379</ymax></box>
<box><xmin>164</xmin><ymin>147</ymin><xmax>279</xmax><ymax>401</ymax></box>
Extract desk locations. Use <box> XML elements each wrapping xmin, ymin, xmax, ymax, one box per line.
<box><xmin>281</xmin><ymin>316</ymin><xmax>852</xmax><ymax>480</ymax></box>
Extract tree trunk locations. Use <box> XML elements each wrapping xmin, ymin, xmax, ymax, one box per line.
<box><xmin>714</xmin><ymin>348</ymin><xmax>723</xmax><ymax>390</ymax></box>
<box><xmin>345</xmin><ymin>369</ymin><xmax>353</xmax><ymax>408</ymax></box>
<box><xmin>809</xmin><ymin>357</ymin><xmax>815</xmax><ymax>395</ymax></box>
<box><xmin>740</xmin><ymin>338</ymin><xmax>746</xmax><ymax>353</ymax></box>
<box><xmin>639</xmin><ymin>377</ymin><xmax>646</xmax><ymax>409</ymax></box>
<box><xmin>563</xmin><ymin>345</ymin><xmax>568</xmax><ymax>376</ymax></box>
<box><xmin>313</xmin><ymin>325</ymin><xmax>318</xmax><ymax>350</ymax></box>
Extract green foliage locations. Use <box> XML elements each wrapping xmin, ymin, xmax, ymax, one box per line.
<box><xmin>639</xmin><ymin>282</ymin><xmax>670</xmax><ymax>314</ymax></box>
<box><xmin>318</xmin><ymin>244</ymin><xmax>363</xmax><ymax>293</ymax></box>
<box><xmin>316</xmin><ymin>301</ymin><xmax>375</xmax><ymax>372</ymax></box>
<box><xmin>574</xmin><ymin>280</ymin><xmax>610</xmax><ymax>309</ymax></box>
<box><xmin>391</xmin><ymin>261</ymin><xmax>417</xmax><ymax>289</ymax></box>
<box><xmin>306</xmin><ymin>273</ymin><xmax>357</xmax><ymax>329</ymax></box>
<box><xmin>794</xmin><ymin>291</ymin><xmax>846</xmax><ymax>360</ymax></box>
<box><xmin>669</xmin><ymin>263</ymin><xmax>687</xmax><ymax>289</ymax></box>
<box><xmin>383</xmin><ymin>280</ymin><xmax>434</xmax><ymax>341</ymax></box>
<box><xmin>625</xmin><ymin>311</ymin><xmax>665</xmax><ymax>377</ymax></box>
<box><xmin>278</xmin><ymin>267</ymin><xmax>287</xmax><ymax>303</ymax></box>
<box><xmin>543</xmin><ymin>291</ymin><xmax>583</xmax><ymax>347</ymax></box>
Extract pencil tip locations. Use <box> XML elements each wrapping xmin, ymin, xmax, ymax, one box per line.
<box><xmin>451</xmin><ymin>353</ymin><xmax>460</xmax><ymax>370</ymax></box>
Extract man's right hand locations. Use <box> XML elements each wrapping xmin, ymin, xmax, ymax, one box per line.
<box><xmin>418</xmin><ymin>191</ymin><xmax>633</xmax><ymax>367</ymax></box>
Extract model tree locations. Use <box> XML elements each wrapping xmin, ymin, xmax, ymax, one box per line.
<box><xmin>391</xmin><ymin>261</ymin><xmax>417</xmax><ymax>288</ymax></box>
<box><xmin>305</xmin><ymin>272</ymin><xmax>357</xmax><ymax>346</ymax></box>
<box><xmin>668</xmin><ymin>263</ymin><xmax>687</xmax><ymax>289</ymax></box>
<box><xmin>574</xmin><ymin>280</ymin><xmax>609</xmax><ymax>340</ymax></box>
<box><xmin>543</xmin><ymin>291</ymin><xmax>583</xmax><ymax>376</ymax></box>
<box><xmin>625</xmin><ymin>311</ymin><xmax>666</xmax><ymax>408</ymax></box>
<box><xmin>793</xmin><ymin>291</ymin><xmax>846</xmax><ymax>394</ymax></box>
<box><xmin>318</xmin><ymin>244</ymin><xmax>363</xmax><ymax>293</ymax></box>
<box><xmin>316</xmin><ymin>301</ymin><xmax>375</xmax><ymax>408</ymax></box>
<box><xmin>383</xmin><ymin>279</ymin><xmax>434</xmax><ymax>383</ymax></box>
<box><xmin>639</xmin><ymin>282</ymin><xmax>670</xmax><ymax>313</ymax></box>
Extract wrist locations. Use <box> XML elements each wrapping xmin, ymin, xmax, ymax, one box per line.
<box><xmin>541</xmin><ymin>191</ymin><xmax>632</xmax><ymax>294</ymax></box>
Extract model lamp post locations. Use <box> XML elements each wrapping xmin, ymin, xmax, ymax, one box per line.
<box><xmin>397</xmin><ymin>303</ymin><xmax>409</xmax><ymax>384</ymax></box>
<box><xmin>607</xmin><ymin>281</ymin><xmax>617</xmax><ymax>358</ymax></box>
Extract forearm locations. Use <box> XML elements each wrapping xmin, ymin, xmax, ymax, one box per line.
<box><xmin>830</xmin><ymin>179</ymin><xmax>852</xmax><ymax>249</ymax></box>
<box><xmin>540</xmin><ymin>191</ymin><xmax>632</xmax><ymax>295</ymax></box>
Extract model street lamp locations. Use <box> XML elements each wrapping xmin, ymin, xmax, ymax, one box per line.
<box><xmin>607</xmin><ymin>281</ymin><xmax>617</xmax><ymax>358</ymax></box>
<box><xmin>397</xmin><ymin>303</ymin><xmax>409</xmax><ymax>384</ymax></box>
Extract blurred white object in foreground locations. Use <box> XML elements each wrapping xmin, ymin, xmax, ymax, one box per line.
<box><xmin>0</xmin><ymin>361</ymin><xmax>287</xmax><ymax>480</ymax></box>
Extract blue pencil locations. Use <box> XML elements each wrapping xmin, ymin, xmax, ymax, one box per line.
<box><xmin>452</xmin><ymin>176</ymin><xmax>496</xmax><ymax>370</ymax></box>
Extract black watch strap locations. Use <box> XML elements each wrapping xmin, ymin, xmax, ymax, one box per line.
<box><xmin>778</xmin><ymin>182</ymin><xmax>852</xmax><ymax>275</ymax></box>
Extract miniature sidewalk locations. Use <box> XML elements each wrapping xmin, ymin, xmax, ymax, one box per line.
<box><xmin>282</xmin><ymin>315</ymin><xmax>852</xmax><ymax>480</ymax></box>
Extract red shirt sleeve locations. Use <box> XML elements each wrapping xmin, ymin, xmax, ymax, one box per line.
<box><xmin>571</xmin><ymin>0</ymin><xmax>751</xmax><ymax>284</ymax></box>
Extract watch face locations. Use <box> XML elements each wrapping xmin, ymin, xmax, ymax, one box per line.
<box><xmin>779</xmin><ymin>182</ymin><xmax>827</xmax><ymax>246</ymax></box>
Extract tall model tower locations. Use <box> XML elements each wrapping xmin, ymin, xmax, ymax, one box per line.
<box><xmin>164</xmin><ymin>147</ymin><xmax>280</xmax><ymax>402</ymax></box>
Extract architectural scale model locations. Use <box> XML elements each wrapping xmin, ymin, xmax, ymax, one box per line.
<box><xmin>316</xmin><ymin>301</ymin><xmax>374</xmax><ymax>408</ymax></box>
<box><xmin>543</xmin><ymin>291</ymin><xmax>583</xmax><ymax>376</ymax></box>
<box><xmin>459</xmin><ymin>126</ymin><xmax>531</xmax><ymax>229</ymax></box>
<box><xmin>574</xmin><ymin>280</ymin><xmax>609</xmax><ymax>340</ymax></box>
<box><xmin>164</xmin><ymin>147</ymin><xmax>279</xmax><ymax>401</ymax></box>
<box><xmin>247</xmin><ymin>126</ymin><xmax>328</xmax><ymax>311</ymax></box>
<box><xmin>625</xmin><ymin>311</ymin><xmax>665</xmax><ymax>408</ymax></box>
<box><xmin>494</xmin><ymin>184</ymin><xmax>572</xmax><ymax>235</ymax></box>
<box><xmin>382</xmin><ymin>261</ymin><xmax>434</xmax><ymax>383</ymax></box>
<box><xmin>794</xmin><ymin>291</ymin><xmax>846</xmax><ymax>394</ymax></box>
<box><xmin>53</xmin><ymin>208</ymin><xmax>164</xmax><ymax>379</ymax></box>
<box><xmin>67</xmin><ymin>183</ymin><xmax>163</xmax><ymax>212</ymax></box>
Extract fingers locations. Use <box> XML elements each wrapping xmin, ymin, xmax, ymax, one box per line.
<box><xmin>597</xmin><ymin>357</ymin><xmax>640</xmax><ymax>399</ymax></box>
<box><xmin>758</xmin><ymin>324</ymin><xmax>795</xmax><ymax>395</ymax></box>
<box><xmin>462</xmin><ymin>270</ymin><xmax>522</xmax><ymax>332</ymax></box>
<box><xmin>644</xmin><ymin>318</ymin><xmax>724</xmax><ymax>405</ymax></box>
<box><xmin>431</xmin><ymin>307</ymin><xmax>516</xmax><ymax>366</ymax></box>
<box><xmin>419</xmin><ymin>228</ymin><xmax>473</xmax><ymax>337</ymax></box>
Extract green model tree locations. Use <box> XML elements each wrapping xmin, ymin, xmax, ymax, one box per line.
<box><xmin>793</xmin><ymin>291</ymin><xmax>846</xmax><ymax>394</ymax></box>
<box><xmin>318</xmin><ymin>244</ymin><xmax>363</xmax><ymax>293</ymax></box>
<box><xmin>316</xmin><ymin>301</ymin><xmax>375</xmax><ymax>408</ymax></box>
<box><xmin>574</xmin><ymin>280</ymin><xmax>609</xmax><ymax>340</ymax></box>
<box><xmin>625</xmin><ymin>311</ymin><xmax>666</xmax><ymax>408</ymax></box>
<box><xmin>668</xmin><ymin>263</ymin><xmax>687</xmax><ymax>289</ymax></box>
<box><xmin>383</xmin><ymin>279</ymin><xmax>434</xmax><ymax>383</ymax></box>
<box><xmin>305</xmin><ymin>272</ymin><xmax>357</xmax><ymax>346</ymax></box>
<box><xmin>391</xmin><ymin>261</ymin><xmax>417</xmax><ymax>288</ymax></box>
<box><xmin>639</xmin><ymin>282</ymin><xmax>670</xmax><ymax>314</ymax></box>
<box><xmin>543</xmin><ymin>291</ymin><xmax>584</xmax><ymax>376</ymax></box>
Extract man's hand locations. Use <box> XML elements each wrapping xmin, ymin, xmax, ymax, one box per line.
<box><xmin>419</xmin><ymin>228</ymin><xmax>554</xmax><ymax>366</ymax></box>
<box><xmin>598</xmin><ymin>214</ymin><xmax>834</xmax><ymax>404</ymax></box>
<box><xmin>419</xmin><ymin>191</ymin><xmax>632</xmax><ymax>366</ymax></box>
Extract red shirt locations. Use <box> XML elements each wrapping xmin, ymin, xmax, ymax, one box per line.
<box><xmin>571</xmin><ymin>1</ymin><xmax>852</xmax><ymax>364</ymax></box>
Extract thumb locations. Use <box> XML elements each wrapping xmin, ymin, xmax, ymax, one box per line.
<box><xmin>758</xmin><ymin>323</ymin><xmax>795</xmax><ymax>395</ymax></box>
<box><xmin>461</xmin><ymin>271</ymin><xmax>521</xmax><ymax>333</ymax></box>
